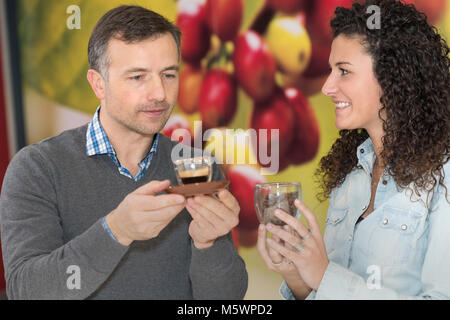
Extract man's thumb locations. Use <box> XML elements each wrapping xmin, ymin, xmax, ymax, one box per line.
<box><xmin>134</xmin><ymin>180</ymin><xmax>170</xmax><ymax>195</ymax></box>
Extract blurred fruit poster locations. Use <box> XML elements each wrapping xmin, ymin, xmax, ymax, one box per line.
<box><xmin>15</xmin><ymin>0</ymin><xmax>450</xmax><ymax>299</ymax></box>
<box><xmin>0</xmin><ymin>36</ymin><xmax>9</xmax><ymax>192</ymax></box>
<box><xmin>0</xmin><ymin>28</ymin><xmax>8</xmax><ymax>292</ymax></box>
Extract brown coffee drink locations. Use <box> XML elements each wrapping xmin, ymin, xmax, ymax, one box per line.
<box><xmin>179</xmin><ymin>167</ymin><xmax>209</xmax><ymax>184</ymax></box>
<box><xmin>261</xmin><ymin>191</ymin><xmax>298</xmax><ymax>226</ymax></box>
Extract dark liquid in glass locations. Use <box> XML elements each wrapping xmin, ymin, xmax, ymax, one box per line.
<box><xmin>181</xmin><ymin>175</ymin><xmax>208</xmax><ymax>184</ymax></box>
<box><xmin>179</xmin><ymin>166</ymin><xmax>209</xmax><ymax>184</ymax></box>
<box><xmin>260</xmin><ymin>191</ymin><xmax>298</xmax><ymax>226</ymax></box>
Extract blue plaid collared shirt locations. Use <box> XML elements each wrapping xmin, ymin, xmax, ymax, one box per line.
<box><xmin>86</xmin><ymin>106</ymin><xmax>159</xmax><ymax>182</ymax></box>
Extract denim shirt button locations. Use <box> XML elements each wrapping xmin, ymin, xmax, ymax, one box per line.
<box><xmin>401</xmin><ymin>224</ymin><xmax>407</xmax><ymax>231</ymax></box>
<box><xmin>383</xmin><ymin>218</ymin><xmax>388</xmax><ymax>225</ymax></box>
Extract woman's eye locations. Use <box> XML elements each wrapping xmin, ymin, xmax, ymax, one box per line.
<box><xmin>339</xmin><ymin>68</ymin><xmax>349</xmax><ymax>76</ymax></box>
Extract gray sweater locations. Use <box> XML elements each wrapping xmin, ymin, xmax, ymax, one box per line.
<box><xmin>0</xmin><ymin>124</ymin><xmax>248</xmax><ymax>300</ymax></box>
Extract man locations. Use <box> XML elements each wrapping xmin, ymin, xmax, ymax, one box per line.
<box><xmin>0</xmin><ymin>6</ymin><xmax>248</xmax><ymax>299</ymax></box>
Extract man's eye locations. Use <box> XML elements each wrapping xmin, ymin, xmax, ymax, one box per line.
<box><xmin>130</xmin><ymin>75</ymin><xmax>143</xmax><ymax>81</ymax></box>
<box><xmin>163</xmin><ymin>73</ymin><xmax>176</xmax><ymax>79</ymax></box>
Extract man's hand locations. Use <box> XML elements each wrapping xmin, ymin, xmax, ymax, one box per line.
<box><xmin>186</xmin><ymin>189</ymin><xmax>240</xmax><ymax>249</ymax></box>
<box><xmin>105</xmin><ymin>180</ymin><xmax>186</xmax><ymax>246</ymax></box>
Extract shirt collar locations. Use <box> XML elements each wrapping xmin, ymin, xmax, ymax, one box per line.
<box><xmin>356</xmin><ymin>137</ymin><xmax>376</xmax><ymax>172</ymax></box>
<box><xmin>85</xmin><ymin>106</ymin><xmax>159</xmax><ymax>158</ymax></box>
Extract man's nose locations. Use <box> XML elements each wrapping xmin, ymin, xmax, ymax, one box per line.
<box><xmin>147</xmin><ymin>75</ymin><xmax>166</xmax><ymax>102</ymax></box>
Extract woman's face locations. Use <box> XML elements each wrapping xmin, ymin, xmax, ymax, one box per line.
<box><xmin>322</xmin><ymin>35</ymin><xmax>384</xmax><ymax>134</ymax></box>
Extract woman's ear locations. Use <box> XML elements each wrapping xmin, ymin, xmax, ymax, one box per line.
<box><xmin>86</xmin><ymin>69</ymin><xmax>106</xmax><ymax>100</ymax></box>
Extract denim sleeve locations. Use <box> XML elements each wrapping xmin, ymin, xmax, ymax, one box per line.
<box><xmin>419</xmin><ymin>162</ymin><xmax>450</xmax><ymax>299</ymax></box>
<box><xmin>278</xmin><ymin>263</ymin><xmax>370</xmax><ymax>300</ymax></box>
<box><xmin>279</xmin><ymin>281</ymin><xmax>295</xmax><ymax>300</ymax></box>
<box><xmin>315</xmin><ymin>261</ymin><xmax>371</xmax><ymax>299</ymax></box>
<box><xmin>279</xmin><ymin>281</ymin><xmax>317</xmax><ymax>300</ymax></box>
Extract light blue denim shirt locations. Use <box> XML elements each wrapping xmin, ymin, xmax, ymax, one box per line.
<box><xmin>281</xmin><ymin>137</ymin><xmax>450</xmax><ymax>299</ymax></box>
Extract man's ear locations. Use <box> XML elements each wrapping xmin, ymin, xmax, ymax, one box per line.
<box><xmin>87</xmin><ymin>69</ymin><xmax>106</xmax><ymax>100</ymax></box>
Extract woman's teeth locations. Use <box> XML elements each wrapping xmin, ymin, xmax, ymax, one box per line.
<box><xmin>336</xmin><ymin>102</ymin><xmax>351</xmax><ymax>108</ymax></box>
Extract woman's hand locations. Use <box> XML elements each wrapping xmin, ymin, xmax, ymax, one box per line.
<box><xmin>257</xmin><ymin>222</ymin><xmax>314</xmax><ymax>299</ymax></box>
<box><xmin>257</xmin><ymin>223</ymin><xmax>301</xmax><ymax>278</ymax></box>
<box><xmin>265</xmin><ymin>199</ymin><xmax>329</xmax><ymax>291</ymax></box>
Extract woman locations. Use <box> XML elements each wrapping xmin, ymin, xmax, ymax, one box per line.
<box><xmin>257</xmin><ymin>0</ymin><xmax>450</xmax><ymax>299</ymax></box>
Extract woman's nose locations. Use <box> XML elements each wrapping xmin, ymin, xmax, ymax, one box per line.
<box><xmin>321</xmin><ymin>74</ymin><xmax>337</xmax><ymax>97</ymax></box>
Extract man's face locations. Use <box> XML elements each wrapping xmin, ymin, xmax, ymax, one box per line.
<box><xmin>100</xmin><ymin>33</ymin><xmax>179</xmax><ymax>137</ymax></box>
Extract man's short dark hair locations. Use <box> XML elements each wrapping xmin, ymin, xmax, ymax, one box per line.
<box><xmin>88</xmin><ymin>5</ymin><xmax>181</xmax><ymax>78</ymax></box>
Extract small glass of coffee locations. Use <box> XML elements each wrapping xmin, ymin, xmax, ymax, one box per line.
<box><xmin>174</xmin><ymin>156</ymin><xmax>213</xmax><ymax>185</ymax></box>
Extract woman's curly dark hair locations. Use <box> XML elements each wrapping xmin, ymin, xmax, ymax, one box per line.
<box><xmin>316</xmin><ymin>0</ymin><xmax>450</xmax><ymax>204</ymax></box>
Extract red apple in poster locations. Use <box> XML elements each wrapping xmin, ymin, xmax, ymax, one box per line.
<box><xmin>251</xmin><ymin>89</ymin><xmax>295</xmax><ymax>166</ymax></box>
<box><xmin>307</xmin><ymin>0</ymin><xmax>354</xmax><ymax>44</ymax></box>
<box><xmin>232</xmin><ymin>227</ymin><xmax>239</xmax><ymax>249</ymax></box>
<box><xmin>178</xmin><ymin>64</ymin><xmax>204</xmax><ymax>114</ymax></box>
<box><xmin>198</xmin><ymin>69</ymin><xmax>237</xmax><ymax>129</ymax></box>
<box><xmin>278</xmin><ymin>154</ymin><xmax>293</xmax><ymax>172</ymax></box>
<box><xmin>284</xmin><ymin>73</ymin><xmax>329</xmax><ymax>97</ymax></box>
<box><xmin>404</xmin><ymin>0</ymin><xmax>447</xmax><ymax>25</ymax></box>
<box><xmin>266</xmin><ymin>0</ymin><xmax>308</xmax><ymax>13</ymax></box>
<box><xmin>285</xmin><ymin>88</ymin><xmax>320</xmax><ymax>164</ymax></box>
<box><xmin>237</xmin><ymin>228</ymin><xmax>258</xmax><ymax>247</ymax></box>
<box><xmin>161</xmin><ymin>114</ymin><xmax>193</xmax><ymax>147</ymax></box>
<box><xmin>233</xmin><ymin>31</ymin><xmax>276</xmax><ymax>102</ymax></box>
<box><xmin>177</xmin><ymin>0</ymin><xmax>211</xmax><ymax>64</ymax></box>
<box><xmin>302</xmin><ymin>38</ymin><xmax>332</xmax><ymax>78</ymax></box>
<box><xmin>206</xmin><ymin>0</ymin><xmax>243</xmax><ymax>42</ymax></box>
<box><xmin>227</xmin><ymin>165</ymin><xmax>267</xmax><ymax>230</ymax></box>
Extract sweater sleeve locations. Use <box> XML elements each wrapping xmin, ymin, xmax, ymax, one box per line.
<box><xmin>189</xmin><ymin>160</ymin><xmax>248</xmax><ymax>299</ymax></box>
<box><xmin>0</xmin><ymin>145</ymin><xmax>129</xmax><ymax>300</ymax></box>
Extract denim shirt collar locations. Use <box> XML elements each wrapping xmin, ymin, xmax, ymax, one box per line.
<box><xmin>356</xmin><ymin>137</ymin><xmax>377</xmax><ymax>175</ymax></box>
